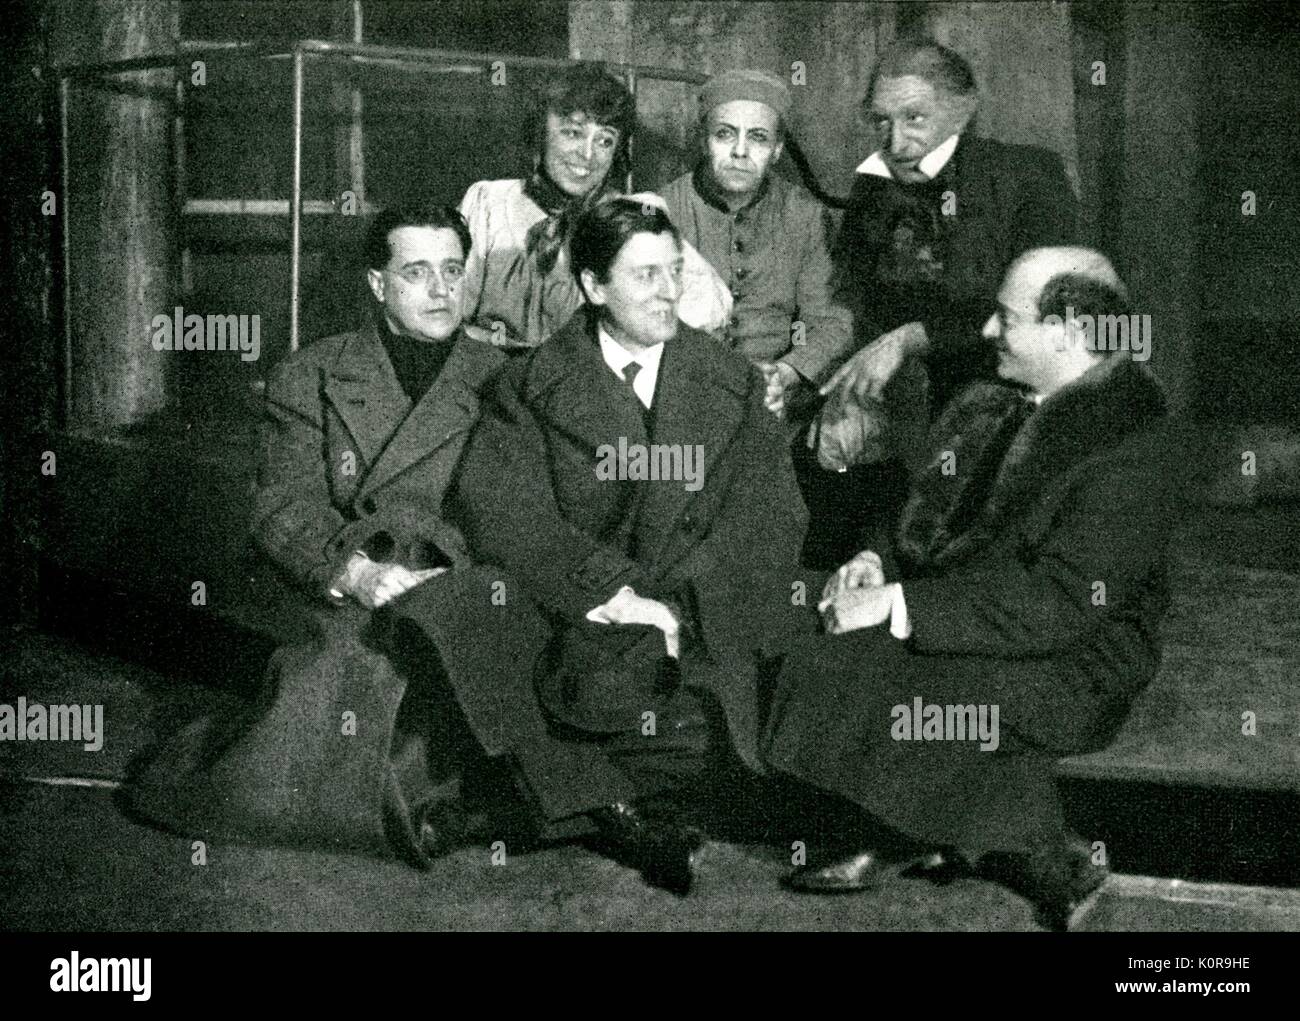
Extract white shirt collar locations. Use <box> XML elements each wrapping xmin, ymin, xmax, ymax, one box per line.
<box><xmin>597</xmin><ymin>324</ymin><xmax>664</xmax><ymax>410</ymax></box>
<box><xmin>856</xmin><ymin>133</ymin><xmax>961</xmax><ymax>181</ymax></box>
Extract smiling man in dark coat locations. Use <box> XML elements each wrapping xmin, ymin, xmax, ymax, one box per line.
<box><xmin>805</xmin><ymin>38</ymin><xmax>1079</xmax><ymax>566</ymax></box>
<box><xmin>764</xmin><ymin>247</ymin><xmax>1182</xmax><ymax>929</ymax></box>
<box><xmin>384</xmin><ymin>198</ymin><xmax>809</xmax><ymax>894</ymax></box>
<box><xmin>124</xmin><ymin>204</ymin><xmax>505</xmax><ymax>860</ymax></box>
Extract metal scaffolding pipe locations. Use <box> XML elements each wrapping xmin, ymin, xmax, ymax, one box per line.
<box><xmin>58</xmin><ymin>75</ymin><xmax>72</xmax><ymax>429</ymax></box>
<box><xmin>54</xmin><ymin>38</ymin><xmax>707</xmax><ymax>86</ymax></box>
<box><xmin>624</xmin><ymin>66</ymin><xmax>638</xmax><ymax>193</ymax></box>
<box><xmin>56</xmin><ymin>41</ymin><xmax>289</xmax><ymax>79</ymax></box>
<box><xmin>294</xmin><ymin>38</ymin><xmax>707</xmax><ymax>83</ymax></box>
<box><xmin>289</xmin><ymin>47</ymin><xmax>304</xmax><ymax>354</ymax></box>
<box><xmin>52</xmin><ymin>37</ymin><xmax>708</xmax><ymax>367</ymax></box>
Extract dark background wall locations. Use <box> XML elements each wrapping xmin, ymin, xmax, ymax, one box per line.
<box><xmin>14</xmin><ymin>0</ymin><xmax>1299</xmax><ymax>429</ymax></box>
<box><xmin>2</xmin><ymin>0</ymin><xmax>1298</xmax><ymax>635</ymax></box>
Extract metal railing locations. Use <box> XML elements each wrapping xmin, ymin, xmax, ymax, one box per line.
<box><xmin>52</xmin><ymin>38</ymin><xmax>708</xmax><ymax>422</ymax></box>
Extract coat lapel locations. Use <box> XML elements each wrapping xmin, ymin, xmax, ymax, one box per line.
<box><xmin>358</xmin><ymin>335</ymin><xmax>484</xmax><ymax>500</ymax></box>
<box><xmin>322</xmin><ymin>325</ymin><xmax>411</xmax><ymax>468</ymax></box>
<box><xmin>532</xmin><ymin>313</ymin><xmax>649</xmax><ymax>450</ymax></box>
<box><xmin>632</xmin><ymin>331</ymin><xmax>747</xmax><ymax>565</ymax></box>
<box><xmin>897</xmin><ymin>358</ymin><xmax>1168</xmax><ymax>573</ymax></box>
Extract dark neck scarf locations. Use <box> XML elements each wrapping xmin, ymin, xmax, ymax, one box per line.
<box><xmin>523</xmin><ymin>163</ymin><xmax>619</xmax><ymax>276</ymax></box>
<box><xmin>379</xmin><ymin>325</ymin><xmax>457</xmax><ymax>404</ymax></box>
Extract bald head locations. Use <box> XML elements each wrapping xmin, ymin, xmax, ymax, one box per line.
<box><xmin>1008</xmin><ymin>247</ymin><xmax>1128</xmax><ymax>316</ymax></box>
<box><xmin>985</xmin><ymin>246</ymin><xmax>1135</xmax><ymax>397</ymax></box>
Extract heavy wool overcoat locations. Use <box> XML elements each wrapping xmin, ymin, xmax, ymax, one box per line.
<box><xmin>763</xmin><ymin>357</ymin><xmax>1183</xmax><ymax>854</ymax></box>
<box><xmin>385</xmin><ymin>309</ymin><xmax>812</xmax><ymax>820</ymax></box>
<box><xmin>124</xmin><ymin>325</ymin><xmax>505</xmax><ymax>861</ymax></box>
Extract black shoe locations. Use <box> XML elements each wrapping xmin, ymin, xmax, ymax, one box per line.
<box><xmin>783</xmin><ymin>847</ymin><xmax>951</xmax><ymax>893</ymax></box>
<box><xmin>981</xmin><ymin>834</ymin><xmax>1110</xmax><ymax>931</ymax></box>
<box><xmin>591</xmin><ymin>801</ymin><xmax>705</xmax><ymax>896</ymax></box>
<box><xmin>416</xmin><ymin>796</ymin><xmax>477</xmax><ymax>859</ymax></box>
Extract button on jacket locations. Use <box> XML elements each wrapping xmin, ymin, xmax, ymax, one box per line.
<box><xmin>660</xmin><ymin>167</ymin><xmax>854</xmax><ymax>384</ymax></box>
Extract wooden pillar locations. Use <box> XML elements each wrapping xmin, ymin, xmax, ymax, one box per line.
<box><xmin>909</xmin><ymin>1</ymin><xmax>1081</xmax><ymax>199</ymax></box>
<box><xmin>1119</xmin><ymin>2</ymin><xmax>1201</xmax><ymax>415</ymax></box>
<box><xmin>54</xmin><ymin>0</ymin><xmax>177</xmax><ymax>430</ymax></box>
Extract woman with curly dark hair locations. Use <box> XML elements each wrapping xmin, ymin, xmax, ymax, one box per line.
<box><xmin>459</xmin><ymin>63</ymin><xmax>730</xmax><ymax>348</ymax></box>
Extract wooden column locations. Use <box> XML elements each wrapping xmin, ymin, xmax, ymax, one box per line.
<box><xmin>1119</xmin><ymin>2</ymin><xmax>1201</xmax><ymax>415</ymax></box>
<box><xmin>910</xmin><ymin>1</ymin><xmax>1081</xmax><ymax>199</ymax></box>
<box><xmin>55</xmin><ymin>0</ymin><xmax>177</xmax><ymax>430</ymax></box>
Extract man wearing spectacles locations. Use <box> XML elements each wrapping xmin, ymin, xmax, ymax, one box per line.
<box><xmin>125</xmin><ymin>204</ymin><xmax>507</xmax><ymax>861</ymax></box>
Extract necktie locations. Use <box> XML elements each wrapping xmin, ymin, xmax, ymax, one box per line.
<box><xmin>624</xmin><ymin>358</ymin><xmax>644</xmax><ymax>403</ymax></box>
<box><xmin>621</xmin><ymin>360</ymin><xmax>651</xmax><ymax>430</ymax></box>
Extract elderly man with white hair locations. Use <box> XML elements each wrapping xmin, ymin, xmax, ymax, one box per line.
<box><xmin>805</xmin><ymin>37</ymin><xmax>1081</xmax><ymax>566</ymax></box>
<box><xmin>763</xmin><ymin>246</ymin><xmax>1183</xmax><ymax>931</ymax></box>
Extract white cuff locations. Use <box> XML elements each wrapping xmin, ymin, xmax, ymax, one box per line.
<box><xmin>888</xmin><ymin>582</ymin><xmax>912</xmax><ymax>640</ymax></box>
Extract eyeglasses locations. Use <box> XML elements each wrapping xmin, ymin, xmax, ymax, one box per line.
<box><xmin>387</xmin><ymin>263</ymin><xmax>465</xmax><ymax>288</ymax></box>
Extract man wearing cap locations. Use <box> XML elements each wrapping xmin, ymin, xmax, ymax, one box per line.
<box><xmin>661</xmin><ymin>69</ymin><xmax>854</xmax><ymax>420</ymax></box>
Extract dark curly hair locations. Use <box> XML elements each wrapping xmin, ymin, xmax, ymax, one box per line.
<box><xmin>570</xmin><ymin>197</ymin><xmax>680</xmax><ymax>299</ymax></box>
<box><xmin>364</xmin><ymin>203</ymin><xmax>471</xmax><ymax>271</ymax></box>
<box><xmin>533</xmin><ymin>63</ymin><xmax>637</xmax><ymax>181</ymax></box>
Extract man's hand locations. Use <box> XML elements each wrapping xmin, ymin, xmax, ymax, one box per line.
<box><xmin>586</xmin><ymin>585</ymin><xmax>682</xmax><ymax>659</ymax></box>
<box><xmin>757</xmin><ymin>361</ymin><xmax>802</xmax><ymax>418</ymax></box>
<box><xmin>819</xmin><ymin>322</ymin><xmax>928</xmax><ymax>404</ymax></box>
<box><xmin>337</xmin><ymin>553</ymin><xmax>442</xmax><ymax>609</ymax></box>
<box><xmin>819</xmin><ymin>550</ymin><xmax>886</xmax><ymax>610</ymax></box>
<box><xmin>820</xmin><ymin>584</ymin><xmax>896</xmax><ymax>635</ymax></box>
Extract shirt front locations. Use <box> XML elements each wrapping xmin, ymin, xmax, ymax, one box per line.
<box><xmin>457</xmin><ymin>179</ymin><xmax>732</xmax><ymax>347</ymax></box>
<box><xmin>659</xmin><ymin>166</ymin><xmax>853</xmax><ymax>384</ymax></box>
<box><xmin>598</xmin><ymin>323</ymin><xmax>664</xmax><ymax>410</ymax></box>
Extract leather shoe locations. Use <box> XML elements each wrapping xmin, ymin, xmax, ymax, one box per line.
<box><xmin>416</xmin><ymin>797</ymin><xmax>479</xmax><ymax>859</ymax></box>
<box><xmin>783</xmin><ymin>848</ymin><xmax>951</xmax><ymax>893</ymax></box>
<box><xmin>981</xmin><ymin>834</ymin><xmax>1109</xmax><ymax>931</ymax></box>
<box><xmin>591</xmin><ymin>801</ymin><xmax>705</xmax><ymax>896</ymax></box>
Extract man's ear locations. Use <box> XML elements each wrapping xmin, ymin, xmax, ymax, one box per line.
<box><xmin>696</xmin><ymin>115</ymin><xmax>713</xmax><ymax>156</ymax></box>
<box><xmin>1042</xmin><ymin>313</ymin><xmax>1074</xmax><ymax>354</ymax></box>
<box><xmin>366</xmin><ymin>268</ymin><xmax>385</xmax><ymax>305</ymax></box>
<box><xmin>580</xmin><ymin>267</ymin><xmax>605</xmax><ymax>307</ymax></box>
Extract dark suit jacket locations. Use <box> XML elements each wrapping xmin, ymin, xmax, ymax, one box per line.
<box><xmin>252</xmin><ymin>322</ymin><xmax>505</xmax><ymax>598</ymax></box>
<box><xmin>836</xmin><ymin>135</ymin><xmax>1078</xmax><ymax>409</ymax></box>
<box><xmin>394</xmin><ymin>309</ymin><xmax>810</xmax><ymax>782</ymax></box>
<box><xmin>764</xmin><ymin>358</ymin><xmax>1185</xmax><ymax>854</ymax></box>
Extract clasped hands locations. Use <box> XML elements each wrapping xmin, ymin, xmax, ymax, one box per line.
<box><xmin>335</xmin><ymin>552</ymin><xmax>447</xmax><ymax>609</ymax></box>
<box><xmin>756</xmin><ymin>361</ymin><xmax>802</xmax><ymax>418</ymax></box>
<box><xmin>586</xmin><ymin>585</ymin><xmax>681</xmax><ymax>659</ymax></box>
<box><xmin>818</xmin><ymin>549</ymin><xmax>897</xmax><ymax>635</ymax></box>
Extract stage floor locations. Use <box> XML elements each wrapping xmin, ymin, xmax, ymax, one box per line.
<box><xmin>3</xmin><ymin>495</ymin><xmax>1299</xmax><ymax>935</ymax></box>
